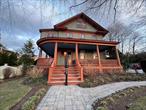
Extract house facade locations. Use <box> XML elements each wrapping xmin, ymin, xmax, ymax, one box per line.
<box><xmin>36</xmin><ymin>13</ymin><xmax>123</xmax><ymax>85</ymax></box>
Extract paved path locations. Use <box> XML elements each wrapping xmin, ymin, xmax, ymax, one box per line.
<box><xmin>37</xmin><ymin>81</ymin><xmax>146</xmax><ymax>110</ymax></box>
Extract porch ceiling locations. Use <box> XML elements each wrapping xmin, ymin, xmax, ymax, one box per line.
<box><xmin>40</xmin><ymin>42</ymin><xmax>55</xmax><ymax>57</ymax></box>
<box><xmin>58</xmin><ymin>43</ymin><xmax>75</xmax><ymax>50</ymax></box>
<box><xmin>79</xmin><ymin>44</ymin><xmax>96</xmax><ymax>50</ymax></box>
<box><xmin>38</xmin><ymin>41</ymin><xmax>116</xmax><ymax>57</ymax></box>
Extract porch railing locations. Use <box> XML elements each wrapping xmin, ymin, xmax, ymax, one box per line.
<box><xmin>79</xmin><ymin>59</ymin><xmax>119</xmax><ymax>67</ymax></box>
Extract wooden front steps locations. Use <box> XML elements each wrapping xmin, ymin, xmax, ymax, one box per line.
<box><xmin>48</xmin><ymin>66</ymin><xmax>83</xmax><ymax>85</ymax></box>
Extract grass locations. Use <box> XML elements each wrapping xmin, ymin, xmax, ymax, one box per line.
<box><xmin>128</xmin><ymin>96</ymin><xmax>146</xmax><ymax>110</ymax></box>
<box><xmin>0</xmin><ymin>78</ymin><xmax>31</xmax><ymax>110</ymax></box>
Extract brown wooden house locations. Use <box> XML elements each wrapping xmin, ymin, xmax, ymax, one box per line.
<box><xmin>36</xmin><ymin>13</ymin><xmax>123</xmax><ymax>85</ymax></box>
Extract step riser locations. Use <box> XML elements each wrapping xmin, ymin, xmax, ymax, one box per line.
<box><xmin>51</xmin><ymin>79</ymin><xmax>81</xmax><ymax>81</ymax></box>
<box><xmin>49</xmin><ymin>81</ymin><xmax>82</xmax><ymax>85</ymax></box>
<box><xmin>52</xmin><ymin>74</ymin><xmax>80</xmax><ymax>77</ymax></box>
<box><xmin>51</xmin><ymin>77</ymin><xmax>80</xmax><ymax>80</ymax></box>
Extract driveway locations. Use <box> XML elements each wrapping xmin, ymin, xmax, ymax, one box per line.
<box><xmin>37</xmin><ymin>81</ymin><xmax>146</xmax><ymax>110</ymax></box>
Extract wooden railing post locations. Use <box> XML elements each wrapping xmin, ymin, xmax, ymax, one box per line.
<box><xmin>115</xmin><ymin>46</ymin><xmax>122</xmax><ymax>67</ymax></box>
<box><xmin>76</xmin><ymin>43</ymin><xmax>83</xmax><ymax>82</ymax></box>
<box><xmin>53</xmin><ymin>42</ymin><xmax>58</xmax><ymax>66</ymax></box>
<box><xmin>75</xmin><ymin>43</ymin><xmax>79</xmax><ymax>66</ymax></box>
<box><xmin>48</xmin><ymin>42</ymin><xmax>58</xmax><ymax>84</ymax></box>
<box><xmin>97</xmin><ymin>45</ymin><xmax>103</xmax><ymax>73</ymax></box>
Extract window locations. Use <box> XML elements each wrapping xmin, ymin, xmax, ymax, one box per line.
<box><xmin>80</xmin><ymin>51</ymin><xmax>85</xmax><ymax>59</ymax></box>
<box><xmin>93</xmin><ymin>52</ymin><xmax>97</xmax><ymax>59</ymax></box>
<box><xmin>81</xmin><ymin>34</ymin><xmax>85</xmax><ymax>39</ymax></box>
<box><xmin>66</xmin><ymin>33</ymin><xmax>73</xmax><ymax>38</ymax></box>
<box><xmin>76</xmin><ymin>19</ymin><xmax>86</xmax><ymax>28</ymax></box>
<box><xmin>104</xmin><ymin>50</ymin><xmax>110</xmax><ymax>58</ymax></box>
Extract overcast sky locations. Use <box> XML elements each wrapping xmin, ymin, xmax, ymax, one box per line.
<box><xmin>0</xmin><ymin>0</ymin><xmax>145</xmax><ymax>55</ymax></box>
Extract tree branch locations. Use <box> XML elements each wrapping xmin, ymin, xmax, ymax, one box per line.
<box><xmin>69</xmin><ymin>0</ymin><xmax>89</xmax><ymax>10</ymax></box>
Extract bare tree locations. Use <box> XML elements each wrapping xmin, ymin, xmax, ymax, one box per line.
<box><xmin>106</xmin><ymin>21</ymin><xmax>145</xmax><ymax>54</ymax></box>
<box><xmin>68</xmin><ymin>0</ymin><xmax>146</xmax><ymax>21</ymax></box>
<box><xmin>106</xmin><ymin>22</ymin><xmax>132</xmax><ymax>54</ymax></box>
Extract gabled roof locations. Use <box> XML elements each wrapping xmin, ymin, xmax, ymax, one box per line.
<box><xmin>54</xmin><ymin>12</ymin><xmax>108</xmax><ymax>35</ymax></box>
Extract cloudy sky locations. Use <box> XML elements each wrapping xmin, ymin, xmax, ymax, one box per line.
<box><xmin>0</xmin><ymin>0</ymin><xmax>146</xmax><ymax>54</ymax></box>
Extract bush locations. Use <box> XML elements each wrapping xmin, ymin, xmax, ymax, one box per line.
<box><xmin>3</xmin><ymin>67</ymin><xmax>13</xmax><ymax>79</ymax></box>
<box><xmin>22</xmin><ymin>96</ymin><xmax>39</xmax><ymax>110</ymax></box>
<box><xmin>22</xmin><ymin>67</ymin><xmax>47</xmax><ymax>86</ymax></box>
<box><xmin>8</xmin><ymin>53</ymin><xmax>18</xmax><ymax>66</ymax></box>
<box><xmin>0</xmin><ymin>52</ymin><xmax>18</xmax><ymax>66</ymax></box>
<box><xmin>141</xmin><ymin>60</ymin><xmax>146</xmax><ymax>73</ymax></box>
<box><xmin>26</xmin><ymin>67</ymin><xmax>43</xmax><ymax>79</ymax></box>
<box><xmin>18</xmin><ymin>54</ymin><xmax>34</xmax><ymax>66</ymax></box>
<box><xmin>0</xmin><ymin>52</ymin><xmax>9</xmax><ymax>66</ymax></box>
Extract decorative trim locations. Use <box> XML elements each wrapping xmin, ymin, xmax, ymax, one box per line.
<box><xmin>37</xmin><ymin>37</ymin><xmax>119</xmax><ymax>46</ymax></box>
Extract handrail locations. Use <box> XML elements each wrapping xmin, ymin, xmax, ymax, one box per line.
<box><xmin>48</xmin><ymin>59</ymin><xmax>55</xmax><ymax>83</ymax></box>
<box><xmin>48</xmin><ymin>67</ymin><xmax>53</xmax><ymax>83</ymax></box>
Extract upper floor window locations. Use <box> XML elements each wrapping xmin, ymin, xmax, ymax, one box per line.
<box><xmin>76</xmin><ymin>19</ymin><xmax>86</xmax><ymax>28</ymax></box>
<box><xmin>67</xmin><ymin>33</ymin><xmax>73</xmax><ymax>38</ymax></box>
<box><xmin>81</xmin><ymin>34</ymin><xmax>85</xmax><ymax>39</ymax></box>
<box><xmin>48</xmin><ymin>33</ymin><xmax>52</xmax><ymax>37</ymax></box>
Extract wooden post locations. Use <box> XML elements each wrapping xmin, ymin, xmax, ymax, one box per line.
<box><xmin>115</xmin><ymin>46</ymin><xmax>122</xmax><ymax>67</ymax></box>
<box><xmin>97</xmin><ymin>45</ymin><xmax>103</xmax><ymax>73</ymax></box>
<box><xmin>48</xmin><ymin>42</ymin><xmax>58</xmax><ymax>84</ymax></box>
<box><xmin>53</xmin><ymin>42</ymin><xmax>58</xmax><ymax>66</ymax></box>
<box><xmin>75</xmin><ymin>43</ymin><xmax>80</xmax><ymax>66</ymax></box>
<box><xmin>39</xmin><ymin>48</ymin><xmax>42</xmax><ymax>58</ymax></box>
<box><xmin>76</xmin><ymin>43</ymin><xmax>83</xmax><ymax>81</ymax></box>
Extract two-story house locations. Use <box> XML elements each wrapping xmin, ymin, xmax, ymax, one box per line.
<box><xmin>36</xmin><ymin>13</ymin><xmax>123</xmax><ymax>85</ymax></box>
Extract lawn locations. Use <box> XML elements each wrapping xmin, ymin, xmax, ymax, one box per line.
<box><xmin>0</xmin><ymin>78</ymin><xmax>31</xmax><ymax>110</ymax></box>
<box><xmin>128</xmin><ymin>96</ymin><xmax>146</xmax><ymax>110</ymax></box>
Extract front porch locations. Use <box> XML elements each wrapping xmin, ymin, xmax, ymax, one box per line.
<box><xmin>37</xmin><ymin>38</ymin><xmax>123</xmax><ymax>85</ymax></box>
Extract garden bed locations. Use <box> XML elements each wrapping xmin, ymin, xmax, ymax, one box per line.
<box><xmin>79</xmin><ymin>73</ymin><xmax>146</xmax><ymax>87</ymax></box>
<box><xmin>92</xmin><ymin>86</ymin><xmax>146</xmax><ymax>110</ymax></box>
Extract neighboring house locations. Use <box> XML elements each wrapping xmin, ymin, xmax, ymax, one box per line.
<box><xmin>0</xmin><ymin>47</ymin><xmax>15</xmax><ymax>55</ymax></box>
<box><xmin>36</xmin><ymin>13</ymin><xmax>123</xmax><ymax>85</ymax></box>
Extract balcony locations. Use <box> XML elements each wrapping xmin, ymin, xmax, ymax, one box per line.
<box><xmin>40</xmin><ymin>31</ymin><xmax>103</xmax><ymax>41</ymax></box>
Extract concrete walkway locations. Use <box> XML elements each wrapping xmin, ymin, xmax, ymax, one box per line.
<box><xmin>37</xmin><ymin>81</ymin><xmax>146</xmax><ymax>110</ymax></box>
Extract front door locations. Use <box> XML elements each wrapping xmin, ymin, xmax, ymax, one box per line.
<box><xmin>57</xmin><ymin>50</ymin><xmax>75</xmax><ymax>66</ymax></box>
<box><xmin>64</xmin><ymin>51</ymin><xmax>73</xmax><ymax>66</ymax></box>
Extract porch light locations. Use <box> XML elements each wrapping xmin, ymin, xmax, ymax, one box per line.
<box><xmin>64</xmin><ymin>51</ymin><xmax>67</xmax><ymax>56</ymax></box>
<box><xmin>105</xmin><ymin>50</ymin><xmax>110</xmax><ymax>58</ymax></box>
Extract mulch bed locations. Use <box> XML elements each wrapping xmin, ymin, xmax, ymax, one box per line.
<box><xmin>79</xmin><ymin>73</ymin><xmax>146</xmax><ymax>87</ymax></box>
<box><xmin>93</xmin><ymin>86</ymin><xmax>146</xmax><ymax>110</ymax></box>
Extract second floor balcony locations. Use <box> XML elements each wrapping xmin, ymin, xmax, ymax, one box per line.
<box><xmin>40</xmin><ymin>31</ymin><xmax>104</xmax><ymax>41</ymax></box>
